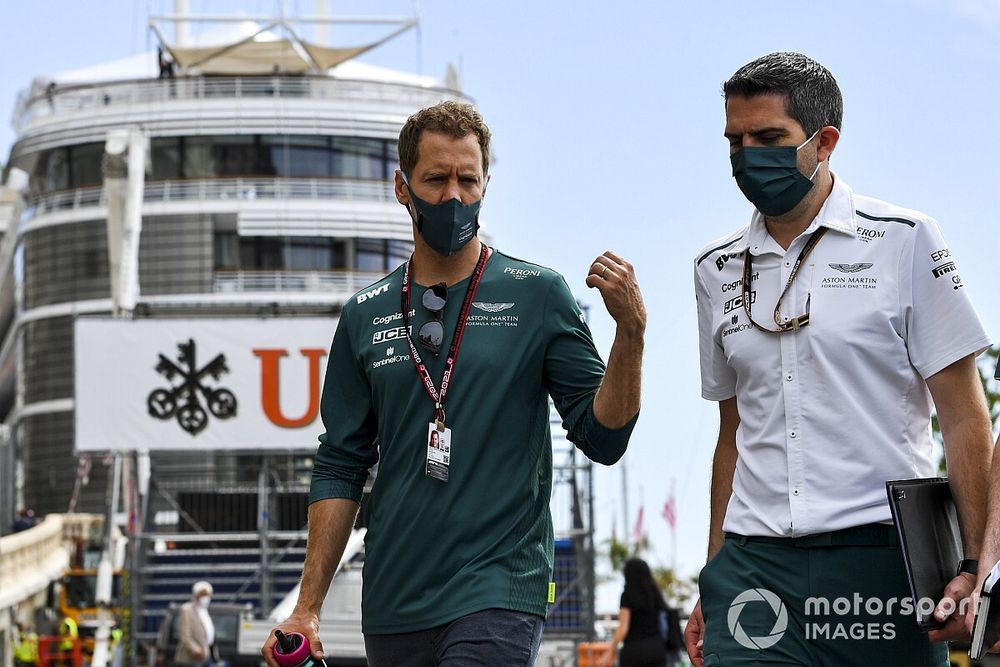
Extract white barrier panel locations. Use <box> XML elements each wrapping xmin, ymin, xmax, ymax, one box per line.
<box><xmin>74</xmin><ymin>318</ymin><xmax>337</xmax><ymax>451</ymax></box>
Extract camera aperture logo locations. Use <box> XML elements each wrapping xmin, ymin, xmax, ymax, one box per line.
<box><xmin>728</xmin><ymin>588</ymin><xmax>788</xmax><ymax>650</ymax></box>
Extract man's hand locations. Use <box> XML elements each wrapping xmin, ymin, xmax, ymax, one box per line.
<box><xmin>928</xmin><ymin>572</ymin><xmax>975</xmax><ymax>643</ymax></box>
<box><xmin>586</xmin><ymin>251</ymin><xmax>646</xmax><ymax>337</ymax></box>
<box><xmin>684</xmin><ymin>598</ymin><xmax>705</xmax><ymax>667</ymax></box>
<box><xmin>261</xmin><ymin>611</ymin><xmax>324</xmax><ymax>667</ymax></box>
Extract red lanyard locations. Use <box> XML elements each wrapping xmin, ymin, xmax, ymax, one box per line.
<box><xmin>401</xmin><ymin>245</ymin><xmax>491</xmax><ymax>428</ymax></box>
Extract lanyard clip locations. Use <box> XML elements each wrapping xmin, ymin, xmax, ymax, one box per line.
<box><xmin>435</xmin><ymin>403</ymin><xmax>446</xmax><ymax>432</ymax></box>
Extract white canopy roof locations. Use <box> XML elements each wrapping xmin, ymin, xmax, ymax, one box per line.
<box><xmin>35</xmin><ymin>19</ymin><xmax>445</xmax><ymax>89</ymax></box>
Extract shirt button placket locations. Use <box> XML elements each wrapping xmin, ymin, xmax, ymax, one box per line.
<box><xmin>780</xmin><ymin>244</ymin><xmax>806</xmax><ymax>535</ymax></box>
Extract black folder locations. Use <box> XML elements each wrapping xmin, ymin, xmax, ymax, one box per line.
<box><xmin>970</xmin><ymin>559</ymin><xmax>1000</xmax><ymax>659</ymax></box>
<box><xmin>885</xmin><ymin>477</ymin><xmax>963</xmax><ymax>631</ymax></box>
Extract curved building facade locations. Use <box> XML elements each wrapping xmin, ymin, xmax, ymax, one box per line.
<box><xmin>2</xmin><ymin>41</ymin><xmax>468</xmax><ymax>518</ymax></box>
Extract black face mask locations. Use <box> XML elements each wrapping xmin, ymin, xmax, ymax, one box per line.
<box><xmin>730</xmin><ymin>129</ymin><xmax>822</xmax><ymax>217</ymax></box>
<box><xmin>402</xmin><ymin>176</ymin><xmax>482</xmax><ymax>256</ymax></box>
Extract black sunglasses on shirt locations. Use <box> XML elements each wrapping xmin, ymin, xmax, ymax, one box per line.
<box><xmin>419</xmin><ymin>282</ymin><xmax>448</xmax><ymax>356</ymax></box>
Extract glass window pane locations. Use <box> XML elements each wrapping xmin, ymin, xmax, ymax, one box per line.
<box><xmin>387</xmin><ymin>240</ymin><xmax>411</xmax><ymax>268</ymax></box>
<box><xmin>288</xmin><ymin>239</ymin><xmax>332</xmax><ymax>270</ymax></box>
<box><xmin>355</xmin><ymin>238</ymin><xmax>386</xmax><ymax>272</ymax></box>
<box><xmin>386</xmin><ymin>141</ymin><xmax>399</xmax><ymax>179</ymax></box>
<box><xmin>45</xmin><ymin>148</ymin><xmax>70</xmax><ymax>192</ymax></box>
<box><xmin>211</xmin><ymin>135</ymin><xmax>256</xmax><ymax>177</ymax></box>
<box><xmin>69</xmin><ymin>143</ymin><xmax>105</xmax><ymax>188</ymax></box>
<box><xmin>182</xmin><ymin>137</ymin><xmax>212</xmax><ymax>178</ymax></box>
<box><xmin>331</xmin><ymin>240</ymin><xmax>347</xmax><ymax>269</ymax></box>
<box><xmin>214</xmin><ymin>232</ymin><xmax>239</xmax><ymax>269</ymax></box>
<box><xmin>151</xmin><ymin>137</ymin><xmax>181</xmax><ymax>179</ymax></box>
<box><xmin>332</xmin><ymin>137</ymin><xmax>384</xmax><ymax>180</ymax></box>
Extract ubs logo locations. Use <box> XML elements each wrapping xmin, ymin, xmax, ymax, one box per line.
<box><xmin>148</xmin><ymin>339</ymin><xmax>237</xmax><ymax>435</ymax></box>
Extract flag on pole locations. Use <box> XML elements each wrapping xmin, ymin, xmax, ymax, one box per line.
<box><xmin>662</xmin><ymin>494</ymin><xmax>676</xmax><ymax>531</ymax></box>
<box><xmin>632</xmin><ymin>505</ymin><xmax>645</xmax><ymax>544</ymax></box>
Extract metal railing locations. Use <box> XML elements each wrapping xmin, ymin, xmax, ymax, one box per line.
<box><xmin>213</xmin><ymin>269</ymin><xmax>386</xmax><ymax>294</ymax></box>
<box><xmin>15</xmin><ymin>75</ymin><xmax>462</xmax><ymax>132</ymax></box>
<box><xmin>23</xmin><ymin>176</ymin><xmax>396</xmax><ymax>218</ymax></box>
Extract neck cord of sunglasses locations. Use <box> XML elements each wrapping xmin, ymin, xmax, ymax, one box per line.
<box><xmin>400</xmin><ymin>245</ymin><xmax>491</xmax><ymax>430</ymax></box>
<box><xmin>741</xmin><ymin>226</ymin><xmax>828</xmax><ymax>334</ymax></box>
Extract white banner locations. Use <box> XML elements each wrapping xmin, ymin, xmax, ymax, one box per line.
<box><xmin>74</xmin><ymin>318</ymin><xmax>337</xmax><ymax>451</ymax></box>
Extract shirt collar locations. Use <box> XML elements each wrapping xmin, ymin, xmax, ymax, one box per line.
<box><xmin>728</xmin><ymin>172</ymin><xmax>858</xmax><ymax>256</ymax></box>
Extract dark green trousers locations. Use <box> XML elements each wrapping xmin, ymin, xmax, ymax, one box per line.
<box><xmin>699</xmin><ymin>525</ymin><xmax>948</xmax><ymax>666</ymax></box>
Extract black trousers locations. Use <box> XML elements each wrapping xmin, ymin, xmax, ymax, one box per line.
<box><xmin>620</xmin><ymin>635</ymin><xmax>668</xmax><ymax>667</ymax></box>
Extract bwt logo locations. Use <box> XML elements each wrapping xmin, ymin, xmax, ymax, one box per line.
<box><xmin>373</xmin><ymin>326</ymin><xmax>410</xmax><ymax>345</ymax></box>
<box><xmin>357</xmin><ymin>283</ymin><xmax>390</xmax><ymax>303</ymax></box>
<box><xmin>728</xmin><ymin>588</ymin><xmax>788</xmax><ymax>650</ymax></box>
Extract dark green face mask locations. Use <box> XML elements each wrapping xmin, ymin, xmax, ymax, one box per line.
<box><xmin>730</xmin><ymin>129</ymin><xmax>821</xmax><ymax>217</ymax></box>
<box><xmin>403</xmin><ymin>177</ymin><xmax>482</xmax><ymax>257</ymax></box>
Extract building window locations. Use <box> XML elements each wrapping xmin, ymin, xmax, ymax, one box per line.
<box><xmin>216</xmin><ymin>234</ymin><xmax>348</xmax><ymax>272</ymax></box>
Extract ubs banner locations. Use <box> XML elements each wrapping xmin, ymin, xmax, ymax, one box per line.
<box><xmin>74</xmin><ymin>317</ymin><xmax>337</xmax><ymax>451</ymax></box>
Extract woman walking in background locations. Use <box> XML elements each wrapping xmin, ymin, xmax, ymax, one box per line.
<box><xmin>611</xmin><ymin>558</ymin><xmax>671</xmax><ymax>666</ymax></box>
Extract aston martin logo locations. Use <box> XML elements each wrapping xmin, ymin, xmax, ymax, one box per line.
<box><xmin>473</xmin><ymin>302</ymin><xmax>515</xmax><ymax>313</ymax></box>
<box><xmin>829</xmin><ymin>263</ymin><xmax>873</xmax><ymax>273</ymax></box>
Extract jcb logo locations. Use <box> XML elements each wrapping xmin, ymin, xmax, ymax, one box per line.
<box><xmin>357</xmin><ymin>283</ymin><xmax>390</xmax><ymax>304</ymax></box>
<box><xmin>373</xmin><ymin>326</ymin><xmax>410</xmax><ymax>345</ymax></box>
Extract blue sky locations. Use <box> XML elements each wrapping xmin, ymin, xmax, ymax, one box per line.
<box><xmin>3</xmin><ymin>1</ymin><xmax>999</xmax><ymax>612</ymax></box>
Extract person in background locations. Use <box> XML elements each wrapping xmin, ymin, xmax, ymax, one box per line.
<box><xmin>174</xmin><ymin>580</ymin><xmax>216</xmax><ymax>666</ymax></box>
<box><xmin>13</xmin><ymin>507</ymin><xmax>36</xmax><ymax>532</ymax></box>
<box><xmin>611</xmin><ymin>558</ymin><xmax>670</xmax><ymax>667</ymax></box>
<box><xmin>13</xmin><ymin>621</ymin><xmax>39</xmax><ymax>667</ymax></box>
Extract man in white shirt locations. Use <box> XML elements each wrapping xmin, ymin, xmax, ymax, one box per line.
<box><xmin>684</xmin><ymin>51</ymin><xmax>993</xmax><ymax>666</ymax></box>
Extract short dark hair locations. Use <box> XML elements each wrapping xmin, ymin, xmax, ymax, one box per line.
<box><xmin>723</xmin><ymin>52</ymin><xmax>843</xmax><ymax>136</ymax></box>
<box><xmin>398</xmin><ymin>101</ymin><xmax>491</xmax><ymax>178</ymax></box>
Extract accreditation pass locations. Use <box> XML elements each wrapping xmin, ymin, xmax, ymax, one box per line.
<box><xmin>425</xmin><ymin>422</ymin><xmax>452</xmax><ymax>482</ymax></box>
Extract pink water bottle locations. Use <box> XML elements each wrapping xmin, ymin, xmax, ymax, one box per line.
<box><xmin>273</xmin><ymin>630</ymin><xmax>327</xmax><ymax>667</ymax></box>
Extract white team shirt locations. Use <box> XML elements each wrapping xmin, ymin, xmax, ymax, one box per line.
<box><xmin>694</xmin><ymin>174</ymin><xmax>991</xmax><ymax>537</ymax></box>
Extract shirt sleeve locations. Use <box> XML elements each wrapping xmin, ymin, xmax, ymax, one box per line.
<box><xmin>543</xmin><ymin>274</ymin><xmax>636</xmax><ymax>466</ymax></box>
<box><xmin>696</xmin><ymin>262</ymin><xmax>737</xmax><ymax>400</ymax></box>
<box><xmin>309</xmin><ymin>308</ymin><xmax>380</xmax><ymax>505</ymax></box>
<box><xmin>902</xmin><ymin>217</ymin><xmax>991</xmax><ymax>378</ymax></box>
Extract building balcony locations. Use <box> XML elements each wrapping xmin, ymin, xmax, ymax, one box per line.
<box><xmin>11</xmin><ymin>76</ymin><xmax>465</xmax><ymax>155</ymax></box>
<box><xmin>212</xmin><ymin>269</ymin><xmax>387</xmax><ymax>294</ymax></box>
<box><xmin>24</xmin><ymin>177</ymin><xmax>396</xmax><ymax>219</ymax></box>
